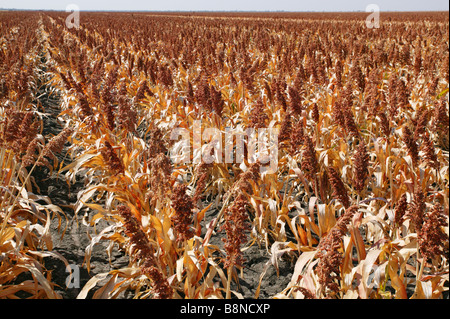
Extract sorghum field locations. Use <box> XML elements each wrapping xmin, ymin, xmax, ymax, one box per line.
<box><xmin>0</xmin><ymin>10</ymin><xmax>448</xmax><ymax>299</ymax></box>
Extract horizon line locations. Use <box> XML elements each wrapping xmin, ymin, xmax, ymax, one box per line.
<box><xmin>1</xmin><ymin>8</ymin><xmax>449</xmax><ymax>13</ymax></box>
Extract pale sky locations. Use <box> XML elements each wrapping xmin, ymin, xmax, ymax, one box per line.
<box><xmin>1</xmin><ymin>0</ymin><xmax>449</xmax><ymax>11</ymax></box>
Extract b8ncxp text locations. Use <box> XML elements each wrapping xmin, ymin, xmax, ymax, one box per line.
<box><xmin>224</xmin><ymin>303</ymin><xmax>270</xmax><ymax>314</ymax></box>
